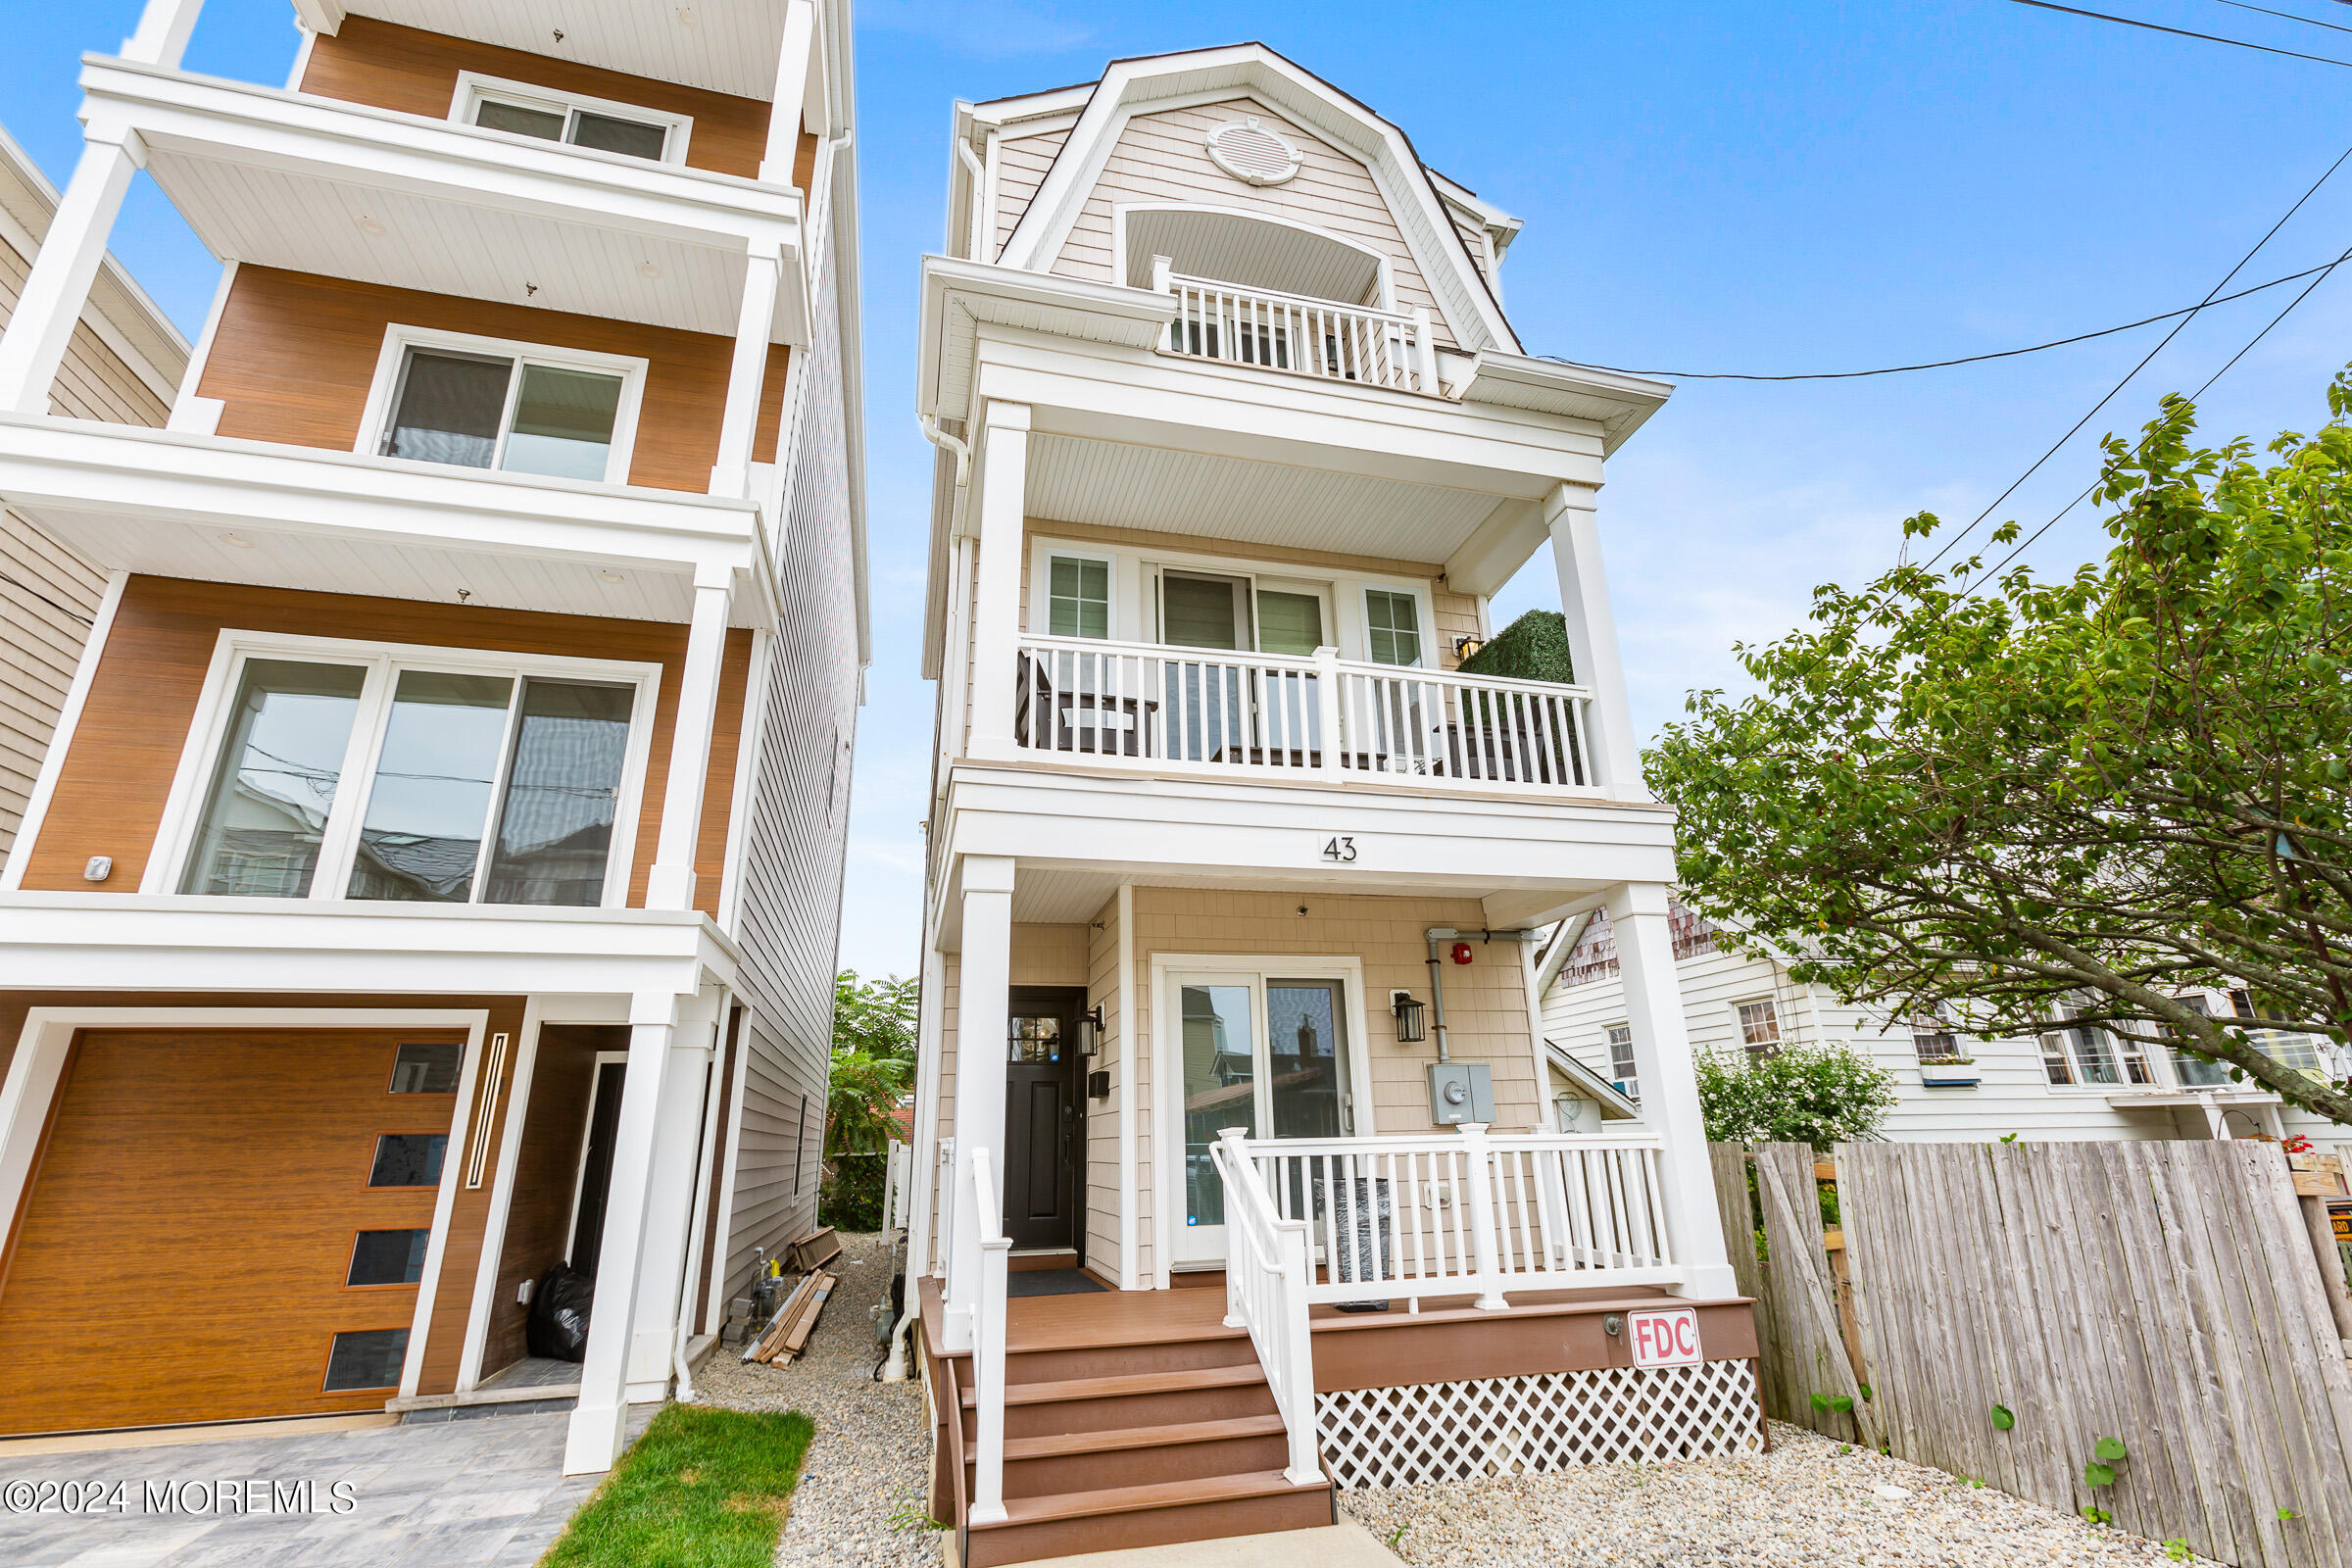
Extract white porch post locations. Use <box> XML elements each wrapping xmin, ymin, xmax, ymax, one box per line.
<box><xmin>906</xmin><ymin>935</ymin><xmax>948</xmax><ymax>1278</ymax></box>
<box><xmin>626</xmin><ymin>991</ymin><xmax>722</xmax><ymax>1393</ymax></box>
<box><xmin>564</xmin><ymin>991</ymin><xmax>684</xmax><ymax>1475</ymax></box>
<box><xmin>942</xmin><ymin>854</ymin><xmax>1014</xmax><ymax>1354</ymax></box>
<box><xmin>646</xmin><ymin>565</ymin><xmax>735</xmax><ymax>910</ymax></box>
<box><xmin>120</xmin><ymin>0</ymin><xmax>206</xmax><ymax>69</ymax></box>
<box><xmin>1608</xmin><ymin>881</ymin><xmax>1737</xmax><ymax>1298</ymax></box>
<box><xmin>760</xmin><ymin>0</ymin><xmax>821</xmax><ymax>183</ymax></box>
<box><xmin>964</xmin><ymin>402</ymin><xmax>1029</xmax><ymax>761</ymax></box>
<box><xmin>1545</xmin><ymin>482</ymin><xmax>1644</xmax><ymax>800</ymax></box>
<box><xmin>710</xmin><ymin>243</ymin><xmax>782</xmax><ymax>500</ymax></box>
<box><xmin>0</xmin><ymin>127</ymin><xmax>140</xmax><ymax>416</ymax></box>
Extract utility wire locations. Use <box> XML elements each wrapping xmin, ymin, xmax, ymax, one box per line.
<box><xmin>1965</xmin><ymin>236</ymin><xmax>2352</xmax><ymax>588</ymax></box>
<box><xmin>1549</xmin><ymin>260</ymin><xmax>2342</xmax><ymax>381</ymax></box>
<box><xmin>1914</xmin><ymin>139</ymin><xmax>2352</xmax><ymax>572</ymax></box>
<box><xmin>0</xmin><ymin>570</ymin><xmax>93</xmax><ymax>626</ymax></box>
<box><xmin>2008</xmin><ymin>0</ymin><xmax>2352</xmax><ymax>68</ymax></box>
<box><xmin>2209</xmin><ymin>0</ymin><xmax>2352</xmax><ymax>38</ymax></box>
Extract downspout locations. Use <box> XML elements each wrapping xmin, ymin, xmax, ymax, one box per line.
<box><xmin>920</xmin><ymin>415</ymin><xmax>971</xmax><ymax>491</ymax></box>
<box><xmin>955</xmin><ymin>134</ymin><xmax>987</xmax><ymax>262</ymax></box>
<box><xmin>1424</xmin><ymin>927</ymin><xmax>1545</xmax><ymax>1065</ymax></box>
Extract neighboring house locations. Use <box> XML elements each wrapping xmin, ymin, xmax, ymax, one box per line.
<box><xmin>906</xmin><ymin>44</ymin><xmax>1751</xmax><ymax>1563</ymax></box>
<box><xmin>0</xmin><ymin>124</ymin><xmax>189</xmax><ymax>857</ymax></box>
<box><xmin>1539</xmin><ymin>901</ymin><xmax>2351</xmax><ymax>1158</ymax></box>
<box><xmin>0</xmin><ymin>0</ymin><xmax>865</xmax><ymax>1478</ymax></box>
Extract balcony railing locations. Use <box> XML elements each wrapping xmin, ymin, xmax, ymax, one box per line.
<box><xmin>1153</xmin><ymin>264</ymin><xmax>1437</xmax><ymax>395</ymax></box>
<box><xmin>1011</xmin><ymin>636</ymin><xmax>1599</xmax><ymax>792</ymax></box>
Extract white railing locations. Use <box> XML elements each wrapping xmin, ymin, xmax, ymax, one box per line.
<box><xmin>956</xmin><ymin>1143</ymin><xmax>1011</xmax><ymax>1524</ymax></box>
<box><xmin>883</xmin><ymin>1138</ymin><xmax>913</xmax><ymax>1232</ymax></box>
<box><xmin>1012</xmin><ymin>636</ymin><xmax>1599</xmax><ymax>792</ymax></box>
<box><xmin>1240</xmin><ymin>1125</ymin><xmax>1679</xmax><ymax>1311</ymax></box>
<box><xmin>1155</xmin><ymin>262</ymin><xmax>1437</xmax><ymax>395</ymax></box>
<box><xmin>1209</xmin><ymin>1130</ymin><xmax>1326</xmax><ymax>1486</ymax></box>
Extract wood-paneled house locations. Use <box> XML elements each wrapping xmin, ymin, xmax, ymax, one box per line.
<box><xmin>907</xmin><ymin>44</ymin><xmax>1758</xmax><ymax>1564</ymax></box>
<box><xmin>0</xmin><ymin>0</ymin><xmax>865</xmax><ymax>1476</ymax></box>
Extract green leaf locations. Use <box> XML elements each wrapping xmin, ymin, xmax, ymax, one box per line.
<box><xmin>1830</xmin><ymin>1395</ymin><xmax>1855</xmax><ymax>1413</ymax></box>
<box><xmin>1810</xmin><ymin>1392</ymin><xmax>1831</xmax><ymax>1413</ymax></box>
<box><xmin>2094</xmin><ymin>1436</ymin><xmax>2129</xmax><ymax>1462</ymax></box>
<box><xmin>1989</xmin><ymin>1404</ymin><xmax>2015</xmax><ymax>1430</ymax></box>
<box><xmin>1857</xmin><ymin>1383</ymin><xmax>1873</xmax><ymax>1401</ymax></box>
<box><xmin>2278</xmin><ymin>1507</ymin><xmax>2297</xmax><ymax>1522</ymax></box>
<box><xmin>2083</xmin><ymin>1462</ymin><xmax>2117</xmax><ymax>1489</ymax></box>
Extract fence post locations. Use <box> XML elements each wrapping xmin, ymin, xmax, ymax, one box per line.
<box><xmin>1456</xmin><ymin>1122</ymin><xmax>1508</xmax><ymax>1310</ymax></box>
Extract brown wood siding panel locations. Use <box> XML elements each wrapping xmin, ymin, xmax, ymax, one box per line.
<box><xmin>195</xmin><ymin>268</ymin><xmax>745</xmax><ymax>494</ymax></box>
<box><xmin>413</xmin><ymin>998</ymin><xmax>528</xmax><ymax>1395</ymax></box>
<box><xmin>0</xmin><ymin>1027</ymin><xmax>467</xmax><ymax>1433</ymax></box>
<box><xmin>19</xmin><ymin>576</ymin><xmax>747</xmax><ymax>914</ymax></box>
<box><xmin>299</xmin><ymin>16</ymin><xmax>771</xmax><ymax>179</ymax></box>
<box><xmin>1310</xmin><ymin>1298</ymin><xmax>1758</xmax><ymax>1392</ymax></box>
<box><xmin>752</xmin><ymin>343</ymin><xmax>791</xmax><ymax>467</ymax></box>
<box><xmin>482</xmin><ymin>1023</ymin><xmax>622</xmax><ymax>1379</ymax></box>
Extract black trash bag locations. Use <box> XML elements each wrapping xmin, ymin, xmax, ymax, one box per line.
<box><xmin>527</xmin><ymin>1264</ymin><xmax>594</xmax><ymax>1361</ymax></box>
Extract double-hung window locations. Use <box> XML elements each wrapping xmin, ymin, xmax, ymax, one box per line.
<box><xmin>368</xmin><ymin>330</ymin><xmax>644</xmax><ymax>485</ymax></box>
<box><xmin>1605</xmin><ymin>1023</ymin><xmax>1640</xmax><ymax>1102</ymax></box>
<box><xmin>1736</xmin><ymin>998</ymin><xmax>1782</xmax><ymax>1059</ymax></box>
<box><xmin>2039</xmin><ymin>1012</ymin><xmax>2142</xmax><ymax>1086</ymax></box>
<box><xmin>1910</xmin><ymin>1011</ymin><xmax>1963</xmax><ymax>1063</ymax></box>
<box><xmin>171</xmin><ymin>638</ymin><xmax>654</xmax><ymax>907</ymax></box>
<box><xmin>454</xmin><ymin>74</ymin><xmax>689</xmax><ymax>164</ymax></box>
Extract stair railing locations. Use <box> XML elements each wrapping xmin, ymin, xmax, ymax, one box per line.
<box><xmin>959</xmin><ymin>1142</ymin><xmax>1012</xmax><ymax>1523</ymax></box>
<box><xmin>1209</xmin><ymin>1127</ymin><xmax>1324</xmax><ymax>1486</ymax></box>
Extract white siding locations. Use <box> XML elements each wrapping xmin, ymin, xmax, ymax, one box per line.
<box><xmin>993</xmin><ymin>128</ymin><xmax>1068</xmax><ymax>261</ymax></box>
<box><xmin>1048</xmin><ymin>98</ymin><xmax>1464</xmax><ymax>350</ymax></box>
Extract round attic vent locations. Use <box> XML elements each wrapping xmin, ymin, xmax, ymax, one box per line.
<box><xmin>1205</xmin><ymin>118</ymin><xmax>1300</xmax><ymax>186</ymax></box>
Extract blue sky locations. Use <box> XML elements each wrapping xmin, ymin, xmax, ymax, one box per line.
<box><xmin>11</xmin><ymin>1</ymin><xmax>2352</xmax><ymax>981</ymax></box>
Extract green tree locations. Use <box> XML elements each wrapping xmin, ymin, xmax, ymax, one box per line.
<box><xmin>1695</xmin><ymin>1044</ymin><xmax>1896</xmax><ymax>1149</ymax></box>
<box><xmin>820</xmin><ymin>970</ymin><xmax>918</xmax><ymax>1231</ymax></box>
<box><xmin>1649</xmin><ymin>373</ymin><xmax>2352</xmax><ymax>1125</ymax></box>
<box><xmin>833</xmin><ymin>969</ymin><xmax>917</xmax><ymax>1061</ymax></box>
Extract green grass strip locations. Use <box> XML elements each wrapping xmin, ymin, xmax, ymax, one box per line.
<box><xmin>540</xmin><ymin>1403</ymin><xmax>814</xmax><ymax>1568</ymax></box>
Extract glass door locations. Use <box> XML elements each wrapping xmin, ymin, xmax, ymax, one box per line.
<box><xmin>1158</xmin><ymin>573</ymin><xmax>1250</xmax><ymax>761</ymax></box>
<box><xmin>1252</xmin><ymin>585</ymin><xmax>1331</xmax><ymax>761</ymax></box>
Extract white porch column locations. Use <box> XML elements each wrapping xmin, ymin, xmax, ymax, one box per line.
<box><xmin>120</xmin><ymin>0</ymin><xmax>206</xmax><ymax>69</ymax></box>
<box><xmin>1545</xmin><ymin>482</ymin><xmax>1644</xmax><ymax>800</ymax></box>
<box><xmin>0</xmin><ymin>127</ymin><xmax>140</xmax><ymax>416</ymax></box>
<box><xmin>1608</xmin><ymin>880</ymin><xmax>1738</xmax><ymax>1299</ymax></box>
<box><xmin>626</xmin><ymin>991</ymin><xmax>722</xmax><ymax>1393</ymax></box>
<box><xmin>710</xmin><ymin>243</ymin><xmax>782</xmax><ymax>500</ymax></box>
<box><xmin>906</xmin><ymin>935</ymin><xmax>949</xmax><ymax>1278</ymax></box>
<box><xmin>564</xmin><ymin>991</ymin><xmax>684</xmax><ymax>1475</ymax></box>
<box><xmin>760</xmin><ymin>0</ymin><xmax>821</xmax><ymax>182</ymax></box>
<box><xmin>964</xmin><ymin>402</ymin><xmax>1029</xmax><ymax>761</ymax></box>
<box><xmin>646</xmin><ymin>565</ymin><xmax>735</xmax><ymax>910</ymax></box>
<box><xmin>942</xmin><ymin>854</ymin><xmax>1014</xmax><ymax>1354</ymax></box>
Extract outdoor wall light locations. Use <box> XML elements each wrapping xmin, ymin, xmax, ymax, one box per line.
<box><xmin>1452</xmin><ymin>634</ymin><xmax>1485</xmax><ymax>662</ymax></box>
<box><xmin>1077</xmin><ymin>1004</ymin><xmax>1104</xmax><ymax>1056</ymax></box>
<box><xmin>1391</xmin><ymin>990</ymin><xmax>1427</xmax><ymax>1045</ymax></box>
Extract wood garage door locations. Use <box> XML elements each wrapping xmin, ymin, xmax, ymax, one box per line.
<box><xmin>0</xmin><ymin>1028</ymin><xmax>467</xmax><ymax>1435</ymax></box>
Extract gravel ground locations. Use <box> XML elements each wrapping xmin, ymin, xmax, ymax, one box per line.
<box><xmin>1341</xmin><ymin>1422</ymin><xmax>2222</xmax><ymax>1568</ymax></box>
<box><xmin>696</xmin><ymin>1231</ymin><xmax>942</xmax><ymax>1566</ymax></box>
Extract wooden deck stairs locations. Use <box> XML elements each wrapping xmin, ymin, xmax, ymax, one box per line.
<box><xmin>934</xmin><ymin>1286</ymin><xmax>1334</xmax><ymax>1565</ymax></box>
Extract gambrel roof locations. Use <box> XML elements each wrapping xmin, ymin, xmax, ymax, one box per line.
<box><xmin>965</xmin><ymin>43</ymin><xmax>1523</xmax><ymax>356</ymax></box>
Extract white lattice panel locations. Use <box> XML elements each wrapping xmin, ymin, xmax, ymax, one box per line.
<box><xmin>1315</xmin><ymin>1359</ymin><xmax>1765</xmax><ymax>1490</ymax></box>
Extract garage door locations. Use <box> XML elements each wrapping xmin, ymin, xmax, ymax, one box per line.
<box><xmin>0</xmin><ymin>1028</ymin><xmax>468</xmax><ymax>1435</ymax></box>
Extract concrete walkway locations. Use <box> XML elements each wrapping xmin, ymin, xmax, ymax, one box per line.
<box><xmin>0</xmin><ymin>1405</ymin><xmax>651</xmax><ymax>1567</ymax></box>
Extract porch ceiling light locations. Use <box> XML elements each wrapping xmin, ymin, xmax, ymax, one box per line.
<box><xmin>1391</xmin><ymin>990</ymin><xmax>1427</xmax><ymax>1045</ymax></box>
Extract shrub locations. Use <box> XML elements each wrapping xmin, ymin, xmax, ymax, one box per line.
<box><xmin>820</xmin><ymin>1152</ymin><xmax>888</xmax><ymax>1234</ymax></box>
<box><xmin>1696</xmin><ymin>1042</ymin><xmax>1896</xmax><ymax>1149</ymax></box>
<box><xmin>1456</xmin><ymin>610</ymin><xmax>1575</xmax><ymax>684</ymax></box>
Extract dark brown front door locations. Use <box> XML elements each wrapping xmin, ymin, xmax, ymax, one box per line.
<box><xmin>1005</xmin><ymin>988</ymin><xmax>1084</xmax><ymax>1253</ymax></box>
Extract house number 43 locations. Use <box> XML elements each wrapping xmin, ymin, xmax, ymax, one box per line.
<box><xmin>1321</xmin><ymin>836</ymin><xmax>1358</xmax><ymax>862</ymax></box>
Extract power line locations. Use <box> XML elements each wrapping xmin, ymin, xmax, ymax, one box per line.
<box><xmin>1548</xmin><ymin>260</ymin><xmax>2343</xmax><ymax>381</ymax></box>
<box><xmin>2208</xmin><ymin>0</ymin><xmax>2352</xmax><ymax>39</ymax></box>
<box><xmin>1915</xmin><ymin>138</ymin><xmax>2352</xmax><ymax>572</ymax></box>
<box><xmin>1966</xmin><ymin>236</ymin><xmax>2352</xmax><ymax>588</ymax></box>
<box><xmin>2008</xmin><ymin>0</ymin><xmax>2352</xmax><ymax>68</ymax></box>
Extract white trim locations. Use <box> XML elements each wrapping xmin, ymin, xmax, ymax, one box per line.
<box><xmin>714</xmin><ymin>629</ymin><xmax>772</xmax><ymax>935</ymax></box>
<box><xmin>1109</xmin><ymin>201</ymin><xmax>1389</xmax><ymax>307</ymax></box>
<box><xmin>354</xmin><ymin>324</ymin><xmax>650</xmax><ymax>488</ymax></box>
<box><xmin>1115</xmin><ymin>882</ymin><xmax>1137</xmax><ymax>1290</ymax></box>
<box><xmin>702</xmin><ymin>1003</ymin><xmax>754</xmax><ymax>1334</ymax></box>
<box><xmin>1203</xmin><ymin>117</ymin><xmax>1301</xmax><ymax>187</ymax></box>
<box><xmin>448</xmin><ymin>72</ymin><xmax>695</xmax><ymax>168</ymax></box>
<box><xmin>1026</xmin><ymin>540</ymin><xmax>1118</xmax><ymax>641</ymax></box>
<box><xmin>285</xmin><ymin>22</ymin><xmax>319</xmax><ymax>93</ymax></box>
<box><xmin>1</xmin><ymin>570</ymin><xmax>126</xmax><ymax>892</ymax></box>
<box><xmin>457</xmin><ymin>998</ymin><xmax>544</xmax><ymax>1392</ymax></box>
<box><xmin>1151</xmin><ymin>953</ymin><xmax>1372</xmax><ymax>1273</ymax></box>
<box><xmin>145</xmin><ymin>627</ymin><xmax>663</xmax><ymax>910</ymax></box>
<box><xmin>167</xmin><ymin>260</ymin><xmax>237</xmax><ymax>429</ymax></box>
<box><xmin>0</xmin><ymin>1005</ymin><xmax>489</xmax><ymax>1410</ymax></box>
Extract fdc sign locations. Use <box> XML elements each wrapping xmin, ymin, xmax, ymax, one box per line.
<box><xmin>1627</xmin><ymin>1306</ymin><xmax>1703</xmax><ymax>1368</ymax></box>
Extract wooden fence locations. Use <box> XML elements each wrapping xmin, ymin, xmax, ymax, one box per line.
<box><xmin>1713</xmin><ymin>1139</ymin><xmax>2352</xmax><ymax>1568</ymax></box>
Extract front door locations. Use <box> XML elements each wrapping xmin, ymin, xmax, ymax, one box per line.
<box><xmin>1004</xmin><ymin>987</ymin><xmax>1085</xmax><ymax>1253</ymax></box>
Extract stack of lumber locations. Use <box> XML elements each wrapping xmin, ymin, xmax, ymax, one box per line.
<box><xmin>788</xmin><ymin>1226</ymin><xmax>843</xmax><ymax>1272</ymax></box>
<box><xmin>740</xmin><ymin>1269</ymin><xmax>838</xmax><ymax>1365</ymax></box>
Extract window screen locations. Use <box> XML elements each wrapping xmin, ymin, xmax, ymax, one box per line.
<box><xmin>570</xmin><ymin>111</ymin><xmax>667</xmax><ymax>160</ymax></box>
<box><xmin>482</xmin><ymin>679</ymin><xmax>633</xmax><ymax>906</ymax></box>
<box><xmin>368</xmin><ymin>1134</ymin><xmax>448</xmax><ymax>1188</ymax></box>
<box><xmin>180</xmin><ymin>660</ymin><xmax>368</xmax><ymax>899</ymax></box>
<box><xmin>323</xmin><ymin>1328</ymin><xmax>410</xmax><ymax>1392</ymax></box>
<box><xmin>1048</xmin><ymin>558</ymin><xmax>1109</xmax><ymax>639</ymax></box>
<box><xmin>1364</xmin><ymin>590</ymin><xmax>1421</xmax><ymax>665</ymax></box>
<box><xmin>383</xmin><ymin>350</ymin><xmax>511</xmax><ymax>468</ymax></box>
<box><xmin>389</xmin><ymin>1043</ymin><xmax>463</xmax><ymax>1094</ymax></box>
<box><xmin>346</xmin><ymin>1229</ymin><xmax>430</xmax><ymax>1287</ymax></box>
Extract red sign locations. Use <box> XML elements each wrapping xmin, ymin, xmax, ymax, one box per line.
<box><xmin>1628</xmin><ymin>1306</ymin><xmax>1703</xmax><ymax>1368</ymax></box>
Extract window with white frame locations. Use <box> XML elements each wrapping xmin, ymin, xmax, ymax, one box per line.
<box><xmin>1046</xmin><ymin>555</ymin><xmax>1110</xmax><ymax>639</ymax></box>
<box><xmin>1605</xmin><ymin>1023</ymin><xmax>1639</xmax><ymax>1101</ymax></box>
<box><xmin>2165</xmin><ymin>994</ymin><xmax>2233</xmax><ymax>1087</ymax></box>
<box><xmin>2037</xmin><ymin>1012</ymin><xmax>2146</xmax><ymax>1086</ymax></box>
<box><xmin>368</xmin><ymin>330</ymin><xmax>644</xmax><ymax>485</ymax></box>
<box><xmin>1910</xmin><ymin>1012</ymin><xmax>1963</xmax><ymax>1063</ymax></box>
<box><xmin>1736</xmin><ymin>998</ymin><xmax>1782</xmax><ymax>1059</ymax></box>
<box><xmin>453</xmin><ymin>74</ymin><xmax>690</xmax><ymax>164</ymax></box>
<box><xmin>1363</xmin><ymin>588</ymin><xmax>1423</xmax><ymax>666</ymax></box>
<box><xmin>172</xmin><ymin>640</ymin><xmax>651</xmax><ymax>907</ymax></box>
